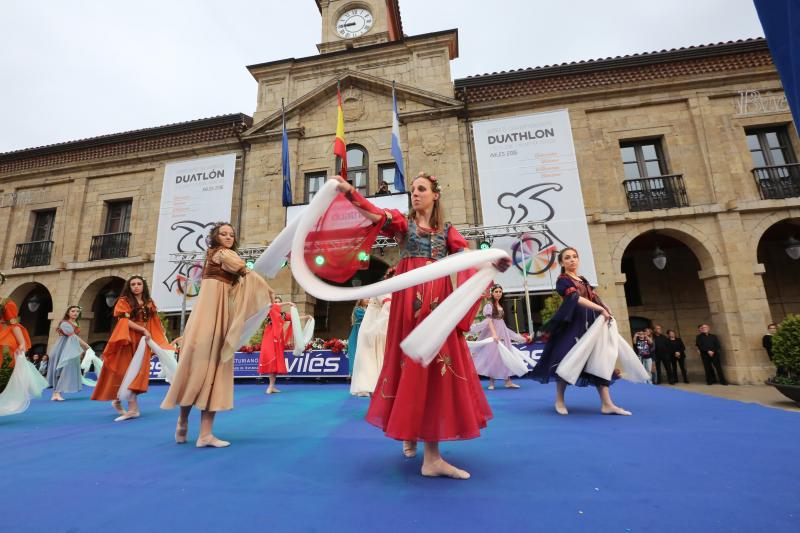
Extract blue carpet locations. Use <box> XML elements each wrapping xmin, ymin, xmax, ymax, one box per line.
<box><xmin>1</xmin><ymin>381</ymin><xmax>798</xmax><ymax>532</ymax></box>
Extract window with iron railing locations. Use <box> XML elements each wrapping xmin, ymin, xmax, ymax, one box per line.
<box><xmin>13</xmin><ymin>209</ymin><xmax>56</xmax><ymax>268</ymax></box>
<box><xmin>620</xmin><ymin>139</ymin><xmax>689</xmax><ymax>211</ymax></box>
<box><xmin>746</xmin><ymin>126</ymin><xmax>800</xmax><ymax>199</ymax></box>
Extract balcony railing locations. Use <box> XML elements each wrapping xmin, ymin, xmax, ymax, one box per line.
<box><xmin>623</xmin><ymin>174</ymin><xmax>689</xmax><ymax>212</ymax></box>
<box><xmin>13</xmin><ymin>240</ymin><xmax>53</xmax><ymax>268</ymax></box>
<box><xmin>89</xmin><ymin>232</ymin><xmax>131</xmax><ymax>261</ymax></box>
<box><xmin>752</xmin><ymin>163</ymin><xmax>800</xmax><ymax>200</ymax></box>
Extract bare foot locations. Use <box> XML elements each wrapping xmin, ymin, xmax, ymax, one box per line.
<box><xmin>266</xmin><ymin>387</ymin><xmax>281</xmax><ymax>394</ymax></box>
<box><xmin>488</xmin><ymin>383</ymin><xmax>495</xmax><ymax>390</ymax></box>
<box><xmin>554</xmin><ymin>403</ymin><xmax>569</xmax><ymax>416</ymax></box>
<box><xmin>114</xmin><ymin>411</ymin><xmax>141</xmax><ymax>422</ymax></box>
<box><xmin>175</xmin><ymin>422</ymin><xmax>188</xmax><ymax>444</ymax></box>
<box><xmin>402</xmin><ymin>440</ymin><xmax>418</xmax><ymax>458</ymax></box>
<box><xmin>356</xmin><ymin>392</ymin><xmax>370</xmax><ymax>398</ymax></box>
<box><xmin>421</xmin><ymin>458</ymin><xmax>470</xmax><ymax>480</ymax></box>
<box><xmin>601</xmin><ymin>405</ymin><xmax>632</xmax><ymax>416</ymax></box>
<box><xmin>504</xmin><ymin>381</ymin><xmax>520</xmax><ymax>389</ymax></box>
<box><xmin>111</xmin><ymin>400</ymin><xmax>125</xmax><ymax>415</ymax></box>
<box><xmin>196</xmin><ymin>435</ymin><xmax>231</xmax><ymax>448</ymax></box>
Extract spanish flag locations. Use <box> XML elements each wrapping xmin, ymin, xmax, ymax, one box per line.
<box><xmin>334</xmin><ymin>82</ymin><xmax>347</xmax><ymax>179</ymax></box>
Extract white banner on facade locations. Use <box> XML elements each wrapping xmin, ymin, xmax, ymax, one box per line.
<box><xmin>472</xmin><ymin>109</ymin><xmax>597</xmax><ymax>293</ymax></box>
<box><xmin>152</xmin><ymin>154</ymin><xmax>237</xmax><ymax>312</ymax></box>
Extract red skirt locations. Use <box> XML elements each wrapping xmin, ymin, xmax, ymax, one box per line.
<box><xmin>259</xmin><ymin>325</ymin><xmax>287</xmax><ymax>375</ymax></box>
<box><xmin>365</xmin><ymin>257</ymin><xmax>492</xmax><ymax>441</ymax></box>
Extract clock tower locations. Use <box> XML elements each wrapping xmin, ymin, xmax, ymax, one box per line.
<box><xmin>316</xmin><ymin>0</ymin><xmax>403</xmax><ymax>54</ymax></box>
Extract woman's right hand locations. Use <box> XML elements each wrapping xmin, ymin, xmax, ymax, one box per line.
<box><xmin>601</xmin><ymin>309</ymin><xmax>612</xmax><ymax>322</ymax></box>
<box><xmin>492</xmin><ymin>335</ymin><xmax>500</xmax><ymax>343</ymax></box>
<box><xmin>334</xmin><ymin>175</ymin><xmax>353</xmax><ymax>194</ymax></box>
<box><xmin>143</xmin><ymin>329</ymin><xmax>152</xmax><ymax>340</ymax></box>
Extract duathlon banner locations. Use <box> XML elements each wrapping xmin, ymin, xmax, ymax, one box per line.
<box><xmin>472</xmin><ymin>110</ymin><xmax>598</xmax><ymax>292</ymax></box>
<box><xmin>152</xmin><ymin>154</ymin><xmax>237</xmax><ymax>312</ymax></box>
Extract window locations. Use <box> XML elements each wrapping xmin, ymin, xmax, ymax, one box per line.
<box><xmin>377</xmin><ymin>163</ymin><xmax>401</xmax><ymax>194</ymax></box>
<box><xmin>747</xmin><ymin>126</ymin><xmax>800</xmax><ymax>199</ymax></box>
<box><xmin>337</xmin><ymin>145</ymin><xmax>368</xmax><ymax>196</ymax></box>
<box><xmin>305</xmin><ymin>171</ymin><xmax>327</xmax><ymax>203</ymax></box>
<box><xmin>105</xmin><ymin>200</ymin><xmax>132</xmax><ymax>234</ymax></box>
<box><xmin>31</xmin><ymin>209</ymin><xmax>55</xmax><ymax>241</ymax></box>
<box><xmin>620</xmin><ymin>140</ymin><xmax>667</xmax><ymax>179</ymax></box>
<box><xmin>746</xmin><ymin>126</ymin><xmax>796</xmax><ymax>168</ymax></box>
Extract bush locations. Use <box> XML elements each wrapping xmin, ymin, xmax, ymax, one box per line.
<box><xmin>773</xmin><ymin>314</ymin><xmax>800</xmax><ymax>384</ymax></box>
<box><xmin>540</xmin><ymin>292</ymin><xmax>562</xmax><ymax>325</ymax></box>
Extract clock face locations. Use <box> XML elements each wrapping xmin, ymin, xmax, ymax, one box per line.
<box><xmin>336</xmin><ymin>8</ymin><xmax>373</xmax><ymax>39</ymax></box>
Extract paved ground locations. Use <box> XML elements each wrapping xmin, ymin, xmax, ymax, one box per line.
<box><xmin>667</xmin><ymin>382</ymin><xmax>800</xmax><ymax>412</ymax></box>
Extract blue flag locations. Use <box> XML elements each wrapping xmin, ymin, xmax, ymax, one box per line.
<box><xmin>391</xmin><ymin>82</ymin><xmax>406</xmax><ymax>192</ymax></box>
<box><xmin>281</xmin><ymin>104</ymin><xmax>292</xmax><ymax>207</ymax></box>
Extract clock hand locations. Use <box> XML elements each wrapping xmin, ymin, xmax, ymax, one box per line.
<box><xmin>344</xmin><ymin>22</ymin><xmax>357</xmax><ymax>27</ymax></box>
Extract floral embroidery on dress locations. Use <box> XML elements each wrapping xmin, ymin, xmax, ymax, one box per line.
<box><xmin>435</xmin><ymin>353</ymin><xmax>466</xmax><ymax>380</ymax></box>
<box><xmin>380</xmin><ymin>377</ymin><xmax>396</xmax><ymax>399</ymax></box>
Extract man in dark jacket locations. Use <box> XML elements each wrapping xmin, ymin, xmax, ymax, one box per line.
<box><xmin>653</xmin><ymin>325</ymin><xmax>676</xmax><ymax>384</ymax></box>
<box><xmin>695</xmin><ymin>324</ymin><xmax>728</xmax><ymax>385</ymax></box>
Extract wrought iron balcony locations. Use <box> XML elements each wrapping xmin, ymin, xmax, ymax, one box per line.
<box><xmin>623</xmin><ymin>174</ymin><xmax>689</xmax><ymax>212</ymax></box>
<box><xmin>13</xmin><ymin>240</ymin><xmax>53</xmax><ymax>268</ymax></box>
<box><xmin>89</xmin><ymin>232</ymin><xmax>131</xmax><ymax>261</ymax></box>
<box><xmin>752</xmin><ymin>163</ymin><xmax>800</xmax><ymax>200</ymax></box>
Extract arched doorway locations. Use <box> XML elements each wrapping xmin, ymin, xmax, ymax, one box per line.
<box><xmin>757</xmin><ymin>218</ymin><xmax>800</xmax><ymax>322</ymax></box>
<box><xmin>8</xmin><ymin>282</ymin><xmax>53</xmax><ymax>348</ymax></box>
<box><xmin>78</xmin><ymin>276</ymin><xmax>126</xmax><ymax>344</ymax></box>
<box><xmin>621</xmin><ymin>232</ymin><xmax>712</xmax><ymax>381</ymax></box>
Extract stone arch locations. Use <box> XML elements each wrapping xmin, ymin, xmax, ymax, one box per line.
<box><xmin>76</xmin><ymin>273</ymin><xmax>128</xmax><ymax>340</ymax></box>
<box><xmin>754</xmin><ymin>216</ymin><xmax>800</xmax><ymax>322</ymax></box>
<box><xmin>6</xmin><ymin>281</ymin><xmax>54</xmax><ymax>343</ymax></box>
<box><xmin>612</xmin><ymin>221</ymin><xmax>723</xmax><ymax>274</ymax></box>
<box><xmin>748</xmin><ymin>208</ymin><xmax>800</xmax><ymax>260</ymax></box>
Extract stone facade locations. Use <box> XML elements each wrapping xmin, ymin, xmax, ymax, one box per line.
<box><xmin>1</xmin><ymin>0</ymin><xmax>798</xmax><ymax>383</ymax></box>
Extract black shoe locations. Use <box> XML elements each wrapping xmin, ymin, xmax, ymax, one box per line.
<box><xmin>684</xmin><ymin>380</ymin><xmax>689</xmax><ymax>384</ymax></box>
<box><xmin>721</xmin><ymin>382</ymin><xmax>729</xmax><ymax>386</ymax></box>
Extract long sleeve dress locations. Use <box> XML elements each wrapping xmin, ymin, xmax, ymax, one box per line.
<box><xmin>530</xmin><ymin>274</ymin><xmax>614</xmax><ymax>387</ymax></box>
<box><xmin>46</xmin><ymin>321</ymin><xmax>84</xmax><ymax>394</ymax></box>
<box><xmin>90</xmin><ymin>297</ymin><xmax>171</xmax><ymax>401</ymax></box>
<box><xmin>0</xmin><ymin>299</ymin><xmax>47</xmax><ymax>416</ymax></box>
<box><xmin>350</xmin><ymin>295</ymin><xmax>391</xmax><ymax>395</ymax></box>
<box><xmin>162</xmin><ymin>247</ymin><xmax>273</xmax><ymax>412</ymax></box>
<box><xmin>347</xmin><ymin>306</ymin><xmax>366</xmax><ymax>376</ymax></box>
<box><xmin>470</xmin><ymin>303</ymin><xmax>527</xmax><ymax>379</ymax></box>
<box><xmin>359</xmin><ymin>203</ymin><xmax>492</xmax><ymax>442</ymax></box>
<box><xmin>258</xmin><ymin>304</ymin><xmax>288</xmax><ymax>375</ymax></box>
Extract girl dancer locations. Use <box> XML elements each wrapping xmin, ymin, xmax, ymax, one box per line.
<box><xmin>47</xmin><ymin>305</ymin><xmax>90</xmax><ymax>401</ymax></box>
<box><xmin>347</xmin><ymin>299</ymin><xmax>368</xmax><ymax>378</ymax></box>
<box><xmin>350</xmin><ymin>293</ymin><xmax>391</xmax><ymax>397</ymax></box>
<box><xmin>337</xmin><ymin>172</ymin><xmax>508</xmax><ymax>479</ymax></box>
<box><xmin>162</xmin><ymin>223</ymin><xmax>274</xmax><ymax>447</ymax></box>
<box><xmin>259</xmin><ymin>296</ymin><xmax>295</xmax><ymax>394</ymax></box>
<box><xmin>90</xmin><ymin>276</ymin><xmax>171</xmax><ymax>420</ymax></box>
<box><xmin>0</xmin><ymin>274</ymin><xmax>48</xmax><ymax>416</ymax></box>
<box><xmin>530</xmin><ymin>247</ymin><xmax>630</xmax><ymax>416</ymax></box>
<box><xmin>470</xmin><ymin>284</ymin><xmax>526</xmax><ymax>390</ymax></box>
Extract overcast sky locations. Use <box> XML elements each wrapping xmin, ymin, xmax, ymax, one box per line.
<box><xmin>0</xmin><ymin>0</ymin><xmax>765</xmax><ymax>153</ymax></box>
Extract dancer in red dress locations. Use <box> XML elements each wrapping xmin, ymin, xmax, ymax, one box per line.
<box><xmin>258</xmin><ymin>296</ymin><xmax>295</xmax><ymax>394</ymax></box>
<box><xmin>335</xmin><ymin>172</ymin><xmax>509</xmax><ymax>479</ymax></box>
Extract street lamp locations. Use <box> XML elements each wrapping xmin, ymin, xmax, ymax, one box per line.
<box><xmin>27</xmin><ymin>294</ymin><xmax>41</xmax><ymax>313</ymax></box>
<box><xmin>785</xmin><ymin>236</ymin><xmax>800</xmax><ymax>260</ymax></box>
<box><xmin>104</xmin><ymin>290</ymin><xmax>118</xmax><ymax>308</ymax></box>
<box><xmin>652</xmin><ymin>246</ymin><xmax>667</xmax><ymax>270</ymax></box>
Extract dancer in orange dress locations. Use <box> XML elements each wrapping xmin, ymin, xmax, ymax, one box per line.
<box><xmin>90</xmin><ymin>276</ymin><xmax>171</xmax><ymax>421</ymax></box>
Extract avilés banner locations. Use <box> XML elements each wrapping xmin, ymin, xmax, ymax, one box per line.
<box><xmin>153</xmin><ymin>154</ymin><xmax>237</xmax><ymax>311</ymax></box>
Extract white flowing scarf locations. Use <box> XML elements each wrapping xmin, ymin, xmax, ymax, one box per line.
<box><xmin>250</xmin><ymin>179</ymin><xmax>509</xmax><ymax>367</ymax></box>
<box><xmin>117</xmin><ymin>338</ymin><xmax>179</xmax><ymax>402</ymax></box>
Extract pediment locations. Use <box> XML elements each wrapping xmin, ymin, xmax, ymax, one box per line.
<box><xmin>243</xmin><ymin>70</ymin><xmax>463</xmax><ymax>139</ymax></box>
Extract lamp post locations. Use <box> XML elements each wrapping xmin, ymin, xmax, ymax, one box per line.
<box><xmin>652</xmin><ymin>246</ymin><xmax>667</xmax><ymax>270</ymax></box>
<box><xmin>104</xmin><ymin>290</ymin><xmax>117</xmax><ymax>308</ymax></box>
<box><xmin>785</xmin><ymin>236</ymin><xmax>800</xmax><ymax>260</ymax></box>
<box><xmin>27</xmin><ymin>294</ymin><xmax>41</xmax><ymax>313</ymax></box>
<box><xmin>653</xmin><ymin>243</ymin><xmax>679</xmax><ymax>336</ymax></box>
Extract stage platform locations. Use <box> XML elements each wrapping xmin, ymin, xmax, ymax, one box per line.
<box><xmin>2</xmin><ymin>381</ymin><xmax>797</xmax><ymax>532</ymax></box>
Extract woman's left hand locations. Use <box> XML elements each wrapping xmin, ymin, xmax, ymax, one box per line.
<box><xmin>493</xmin><ymin>257</ymin><xmax>511</xmax><ymax>273</ymax></box>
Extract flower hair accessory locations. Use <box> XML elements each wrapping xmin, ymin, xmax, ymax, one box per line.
<box><xmin>417</xmin><ymin>171</ymin><xmax>441</xmax><ymax>193</ymax></box>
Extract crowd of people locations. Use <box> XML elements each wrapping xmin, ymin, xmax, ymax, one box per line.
<box><xmin>633</xmin><ymin>324</ymin><xmax>729</xmax><ymax>385</ymax></box>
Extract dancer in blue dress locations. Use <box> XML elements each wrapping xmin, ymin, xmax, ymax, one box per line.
<box><xmin>531</xmin><ymin>247</ymin><xmax>631</xmax><ymax>416</ymax></box>
<box><xmin>47</xmin><ymin>305</ymin><xmax>90</xmax><ymax>401</ymax></box>
<box><xmin>347</xmin><ymin>300</ymin><xmax>368</xmax><ymax>377</ymax></box>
